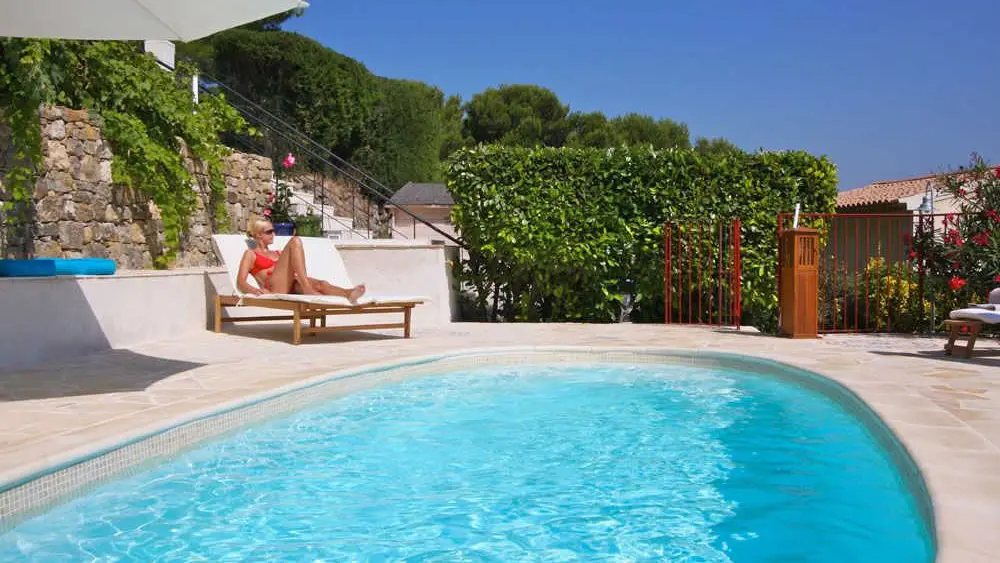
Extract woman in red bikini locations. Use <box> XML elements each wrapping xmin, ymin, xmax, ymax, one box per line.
<box><xmin>236</xmin><ymin>218</ymin><xmax>366</xmax><ymax>302</ymax></box>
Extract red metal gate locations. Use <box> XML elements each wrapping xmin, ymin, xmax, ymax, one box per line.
<box><xmin>664</xmin><ymin>220</ymin><xmax>741</xmax><ymax>328</ymax></box>
<box><xmin>777</xmin><ymin>212</ymin><xmax>956</xmax><ymax>333</ymax></box>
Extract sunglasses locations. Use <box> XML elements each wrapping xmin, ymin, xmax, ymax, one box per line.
<box><xmin>263</xmin><ymin>229</ymin><xmax>275</xmax><ymax>235</ymax></box>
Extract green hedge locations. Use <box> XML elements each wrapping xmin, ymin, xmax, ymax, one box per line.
<box><xmin>444</xmin><ymin>145</ymin><xmax>838</xmax><ymax>331</ymax></box>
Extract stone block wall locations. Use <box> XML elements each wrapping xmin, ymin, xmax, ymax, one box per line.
<box><xmin>174</xmin><ymin>142</ymin><xmax>274</xmax><ymax>268</ymax></box>
<box><xmin>0</xmin><ymin>106</ymin><xmax>276</xmax><ymax>269</ymax></box>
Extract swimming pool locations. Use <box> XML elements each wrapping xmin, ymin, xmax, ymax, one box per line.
<box><xmin>0</xmin><ymin>360</ymin><xmax>934</xmax><ymax>561</ymax></box>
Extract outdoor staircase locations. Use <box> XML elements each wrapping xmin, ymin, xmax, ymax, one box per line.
<box><xmin>192</xmin><ymin>70</ymin><xmax>464</xmax><ymax>247</ymax></box>
<box><xmin>287</xmin><ymin>187</ymin><xmax>362</xmax><ymax>240</ymax></box>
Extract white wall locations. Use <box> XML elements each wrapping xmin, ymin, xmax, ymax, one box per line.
<box><xmin>336</xmin><ymin>240</ymin><xmax>459</xmax><ymax>329</ymax></box>
<box><xmin>0</xmin><ymin>269</ymin><xmax>217</xmax><ymax>370</ymax></box>
<box><xmin>0</xmin><ymin>242</ymin><xmax>458</xmax><ymax>370</ymax></box>
<box><xmin>390</xmin><ymin>205</ymin><xmax>456</xmax><ymax>241</ymax></box>
<box><xmin>899</xmin><ymin>191</ymin><xmax>963</xmax><ymax>233</ymax></box>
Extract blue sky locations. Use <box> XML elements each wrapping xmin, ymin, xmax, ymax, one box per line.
<box><xmin>285</xmin><ymin>0</ymin><xmax>1000</xmax><ymax>191</ymax></box>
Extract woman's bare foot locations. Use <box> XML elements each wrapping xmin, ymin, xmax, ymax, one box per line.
<box><xmin>347</xmin><ymin>284</ymin><xmax>366</xmax><ymax>303</ymax></box>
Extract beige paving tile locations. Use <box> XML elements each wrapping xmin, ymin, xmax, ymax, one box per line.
<box><xmin>964</xmin><ymin>420</ymin><xmax>1000</xmax><ymax>448</ymax></box>
<box><xmin>938</xmin><ymin>548</ymin><xmax>997</xmax><ymax>563</ymax></box>
<box><xmin>935</xmin><ymin>515</ymin><xmax>1000</xmax><ymax>559</ymax></box>
<box><xmin>863</xmin><ymin>404</ymin><xmax>967</xmax><ymax>428</ymax></box>
<box><xmin>927</xmin><ymin>475</ymin><xmax>1000</xmax><ymax>503</ymax></box>
<box><xmin>919</xmin><ymin>450</ymin><xmax>1000</xmax><ymax>478</ymax></box>
<box><xmin>896</xmin><ymin>425</ymin><xmax>998</xmax><ymax>453</ymax></box>
<box><xmin>953</xmin><ymin>407</ymin><xmax>1000</xmax><ymax>422</ymax></box>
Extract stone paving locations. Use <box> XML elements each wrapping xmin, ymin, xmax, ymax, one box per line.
<box><xmin>1</xmin><ymin>322</ymin><xmax>999</xmax><ymax>561</ymax></box>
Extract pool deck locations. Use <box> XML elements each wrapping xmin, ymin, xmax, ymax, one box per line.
<box><xmin>1</xmin><ymin>322</ymin><xmax>999</xmax><ymax>561</ymax></box>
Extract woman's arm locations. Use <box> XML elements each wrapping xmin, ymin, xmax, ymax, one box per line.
<box><xmin>236</xmin><ymin>249</ymin><xmax>264</xmax><ymax>295</ymax></box>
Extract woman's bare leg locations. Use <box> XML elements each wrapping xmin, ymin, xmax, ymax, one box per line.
<box><xmin>268</xmin><ymin>237</ymin><xmax>320</xmax><ymax>294</ymax></box>
<box><xmin>311</xmin><ymin>278</ymin><xmax>366</xmax><ymax>303</ymax></box>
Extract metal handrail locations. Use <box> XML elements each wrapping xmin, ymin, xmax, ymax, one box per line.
<box><xmin>192</xmin><ymin>70</ymin><xmax>465</xmax><ymax>247</ymax></box>
<box><xmin>206</xmin><ymin>94</ymin><xmax>414</xmax><ymax>240</ymax></box>
<box><xmin>290</xmin><ymin>171</ymin><xmax>416</xmax><ymax>240</ymax></box>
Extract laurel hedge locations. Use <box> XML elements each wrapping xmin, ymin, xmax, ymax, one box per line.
<box><xmin>444</xmin><ymin>145</ymin><xmax>838</xmax><ymax>332</ymax></box>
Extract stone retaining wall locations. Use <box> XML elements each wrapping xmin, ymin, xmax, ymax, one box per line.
<box><xmin>0</xmin><ymin>106</ymin><xmax>275</xmax><ymax>269</ymax></box>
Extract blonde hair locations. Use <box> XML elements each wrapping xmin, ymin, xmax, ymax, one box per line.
<box><xmin>246</xmin><ymin>217</ymin><xmax>273</xmax><ymax>239</ymax></box>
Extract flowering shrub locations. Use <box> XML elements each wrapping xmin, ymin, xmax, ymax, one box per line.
<box><xmin>265</xmin><ymin>181</ymin><xmax>294</xmax><ymax>223</ymax></box>
<box><xmin>265</xmin><ymin>153</ymin><xmax>297</xmax><ymax>223</ymax></box>
<box><xmin>864</xmin><ymin>257</ymin><xmax>931</xmax><ymax>332</ymax></box>
<box><xmin>920</xmin><ymin>154</ymin><xmax>1000</xmax><ymax>306</ymax></box>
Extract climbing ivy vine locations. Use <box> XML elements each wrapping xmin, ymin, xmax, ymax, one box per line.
<box><xmin>0</xmin><ymin>39</ymin><xmax>250</xmax><ymax>262</ymax></box>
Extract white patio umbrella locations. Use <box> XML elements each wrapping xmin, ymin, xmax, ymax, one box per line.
<box><xmin>0</xmin><ymin>0</ymin><xmax>309</xmax><ymax>42</ymax></box>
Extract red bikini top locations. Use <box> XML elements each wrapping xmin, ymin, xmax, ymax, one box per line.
<box><xmin>249</xmin><ymin>250</ymin><xmax>279</xmax><ymax>275</ymax></box>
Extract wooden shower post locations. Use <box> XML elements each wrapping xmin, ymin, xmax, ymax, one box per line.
<box><xmin>779</xmin><ymin>228</ymin><xmax>819</xmax><ymax>339</ymax></box>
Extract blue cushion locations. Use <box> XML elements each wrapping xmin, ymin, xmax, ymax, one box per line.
<box><xmin>0</xmin><ymin>258</ymin><xmax>117</xmax><ymax>277</ymax></box>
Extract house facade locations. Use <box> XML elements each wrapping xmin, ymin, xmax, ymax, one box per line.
<box><xmin>834</xmin><ymin>173</ymin><xmax>961</xmax><ymax>273</ymax></box>
<box><xmin>387</xmin><ymin>182</ymin><xmax>457</xmax><ymax>242</ymax></box>
<box><xmin>836</xmin><ymin>172</ymin><xmax>961</xmax><ymax>217</ymax></box>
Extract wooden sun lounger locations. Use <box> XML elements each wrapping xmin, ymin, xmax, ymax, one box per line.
<box><xmin>211</xmin><ymin>234</ymin><xmax>428</xmax><ymax>344</ymax></box>
<box><xmin>213</xmin><ymin>294</ymin><xmax>418</xmax><ymax>344</ymax></box>
<box><xmin>947</xmin><ymin>294</ymin><xmax>1000</xmax><ymax>358</ymax></box>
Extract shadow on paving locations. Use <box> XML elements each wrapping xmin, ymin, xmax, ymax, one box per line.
<box><xmin>0</xmin><ymin>349</ymin><xmax>205</xmax><ymax>401</ymax></box>
<box><xmin>869</xmin><ymin>349</ymin><xmax>1000</xmax><ymax>370</ymax></box>
<box><xmin>710</xmin><ymin>328</ymin><xmax>767</xmax><ymax>337</ymax></box>
<box><xmin>217</xmin><ymin>322</ymin><xmax>404</xmax><ymax>345</ymax></box>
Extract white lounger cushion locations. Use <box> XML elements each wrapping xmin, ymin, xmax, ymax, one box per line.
<box><xmin>212</xmin><ymin>234</ymin><xmax>428</xmax><ymax>305</ymax></box>
<box><xmin>950</xmin><ymin>307</ymin><xmax>1000</xmax><ymax>324</ymax></box>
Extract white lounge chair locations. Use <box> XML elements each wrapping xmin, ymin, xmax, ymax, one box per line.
<box><xmin>212</xmin><ymin>234</ymin><xmax>427</xmax><ymax>344</ymax></box>
<box><xmin>945</xmin><ymin>288</ymin><xmax>1000</xmax><ymax>358</ymax></box>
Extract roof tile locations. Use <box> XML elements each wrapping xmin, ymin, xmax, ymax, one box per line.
<box><xmin>836</xmin><ymin>173</ymin><xmax>941</xmax><ymax>208</ymax></box>
<box><xmin>389</xmin><ymin>182</ymin><xmax>454</xmax><ymax>206</ymax></box>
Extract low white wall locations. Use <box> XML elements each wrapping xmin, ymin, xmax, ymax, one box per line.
<box><xmin>0</xmin><ymin>241</ymin><xmax>458</xmax><ymax>370</ymax></box>
<box><xmin>337</xmin><ymin>240</ymin><xmax>459</xmax><ymax>328</ymax></box>
<box><xmin>0</xmin><ymin>269</ymin><xmax>218</xmax><ymax>371</ymax></box>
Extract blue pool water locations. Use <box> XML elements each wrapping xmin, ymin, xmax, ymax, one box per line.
<box><xmin>0</xmin><ymin>363</ymin><xmax>933</xmax><ymax>562</ymax></box>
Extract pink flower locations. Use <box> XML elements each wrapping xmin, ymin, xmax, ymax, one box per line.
<box><xmin>268</xmin><ymin>192</ymin><xmax>276</xmax><ymax>203</ymax></box>
<box><xmin>908</xmin><ymin>250</ymin><xmax>917</xmax><ymax>260</ymax></box>
<box><xmin>949</xmin><ymin>276</ymin><xmax>967</xmax><ymax>291</ymax></box>
<box><xmin>957</xmin><ymin>187</ymin><xmax>967</xmax><ymax>196</ymax></box>
<box><xmin>263</xmin><ymin>208</ymin><xmax>271</xmax><ymax>216</ymax></box>
<box><xmin>994</xmin><ymin>166</ymin><xmax>1000</xmax><ymax>179</ymax></box>
<box><xmin>995</xmin><ymin>274</ymin><xmax>1000</xmax><ymax>283</ymax></box>
<box><xmin>283</xmin><ymin>153</ymin><xmax>296</xmax><ymax>169</ymax></box>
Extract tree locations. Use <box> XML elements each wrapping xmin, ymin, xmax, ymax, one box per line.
<box><xmin>185</xmin><ymin>29</ymin><xmax>380</xmax><ymax>163</ymax></box>
<box><xmin>237</xmin><ymin>8</ymin><xmax>305</xmax><ymax>32</ymax></box>
<box><xmin>183</xmin><ymin>29</ymin><xmax>472</xmax><ymax>188</ymax></box>
<box><xmin>565</xmin><ymin>111</ymin><xmax>619</xmax><ymax>148</ymax></box>
<box><xmin>462</xmin><ymin>84</ymin><xmax>569</xmax><ymax>147</ymax></box>
<box><xmin>609</xmin><ymin>113</ymin><xmax>690</xmax><ymax>149</ymax></box>
<box><xmin>439</xmin><ymin>94</ymin><xmax>467</xmax><ymax>159</ymax></box>
<box><xmin>356</xmin><ymin>78</ymin><xmax>449</xmax><ymax>188</ymax></box>
<box><xmin>695</xmin><ymin>136</ymin><xmax>742</xmax><ymax>155</ymax></box>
